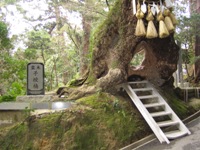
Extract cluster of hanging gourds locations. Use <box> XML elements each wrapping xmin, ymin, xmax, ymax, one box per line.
<box><xmin>133</xmin><ymin>0</ymin><xmax>178</xmax><ymax>39</ymax></box>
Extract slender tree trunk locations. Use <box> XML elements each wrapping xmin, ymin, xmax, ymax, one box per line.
<box><xmin>79</xmin><ymin>0</ymin><xmax>93</xmax><ymax>76</ymax></box>
<box><xmin>41</xmin><ymin>48</ymin><xmax>46</xmax><ymax>66</ymax></box>
<box><xmin>185</xmin><ymin>62</ymin><xmax>190</xmax><ymax>78</ymax></box>
<box><xmin>54</xmin><ymin>58</ymin><xmax>58</xmax><ymax>87</ymax></box>
<box><xmin>54</xmin><ymin>3</ymin><xmax>63</xmax><ymax>31</ymax></box>
<box><xmin>79</xmin><ymin>14</ymin><xmax>91</xmax><ymax>76</ymax></box>
<box><xmin>50</xmin><ymin>64</ymin><xmax>54</xmax><ymax>90</ymax></box>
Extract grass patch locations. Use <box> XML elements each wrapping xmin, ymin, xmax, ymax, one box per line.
<box><xmin>189</xmin><ymin>98</ymin><xmax>200</xmax><ymax>110</ymax></box>
<box><xmin>160</xmin><ymin>87</ymin><xmax>196</xmax><ymax>119</ymax></box>
<box><xmin>1</xmin><ymin>89</ymin><xmax>196</xmax><ymax>150</ymax></box>
<box><xmin>0</xmin><ymin>92</ymin><xmax>149</xmax><ymax>150</ymax></box>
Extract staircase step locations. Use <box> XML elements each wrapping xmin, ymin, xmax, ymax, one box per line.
<box><xmin>144</xmin><ymin>103</ymin><xmax>165</xmax><ymax>108</ymax></box>
<box><xmin>132</xmin><ymin>88</ymin><xmax>153</xmax><ymax>92</ymax></box>
<box><xmin>150</xmin><ymin>111</ymin><xmax>171</xmax><ymax>117</ymax></box>
<box><xmin>165</xmin><ymin>130</ymin><xmax>188</xmax><ymax>139</ymax></box>
<box><xmin>138</xmin><ymin>95</ymin><xmax>158</xmax><ymax>100</ymax></box>
<box><xmin>122</xmin><ymin>82</ymin><xmax>191</xmax><ymax>144</ymax></box>
<box><xmin>128</xmin><ymin>81</ymin><xmax>148</xmax><ymax>84</ymax></box>
<box><xmin>157</xmin><ymin>120</ymin><xmax>179</xmax><ymax>127</ymax></box>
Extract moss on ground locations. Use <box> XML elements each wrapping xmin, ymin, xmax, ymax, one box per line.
<box><xmin>160</xmin><ymin>87</ymin><xmax>196</xmax><ymax>119</ymax></box>
<box><xmin>188</xmin><ymin>98</ymin><xmax>200</xmax><ymax>111</ymax></box>
<box><xmin>0</xmin><ymin>90</ymin><xmax>199</xmax><ymax>150</ymax></box>
<box><xmin>0</xmin><ymin>92</ymin><xmax>150</xmax><ymax>150</ymax></box>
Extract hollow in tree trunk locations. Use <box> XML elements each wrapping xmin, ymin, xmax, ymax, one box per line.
<box><xmin>58</xmin><ymin>0</ymin><xmax>179</xmax><ymax>100</ymax></box>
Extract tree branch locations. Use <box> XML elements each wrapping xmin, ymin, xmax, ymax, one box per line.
<box><xmin>67</xmin><ymin>25</ymin><xmax>80</xmax><ymax>50</ymax></box>
<box><xmin>106</xmin><ymin>0</ymin><xmax>110</xmax><ymax>10</ymax></box>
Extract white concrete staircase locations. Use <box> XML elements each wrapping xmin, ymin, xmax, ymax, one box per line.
<box><xmin>122</xmin><ymin>81</ymin><xmax>191</xmax><ymax>144</ymax></box>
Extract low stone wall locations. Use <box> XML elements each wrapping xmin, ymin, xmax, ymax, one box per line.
<box><xmin>0</xmin><ymin>111</ymin><xmax>26</xmax><ymax>128</ymax></box>
<box><xmin>16</xmin><ymin>95</ymin><xmax>54</xmax><ymax>102</ymax></box>
<box><xmin>0</xmin><ymin>95</ymin><xmax>73</xmax><ymax>128</ymax></box>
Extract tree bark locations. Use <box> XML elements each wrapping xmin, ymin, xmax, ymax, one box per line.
<box><xmin>79</xmin><ymin>12</ymin><xmax>91</xmax><ymax>75</ymax></box>
<box><xmin>194</xmin><ymin>2</ymin><xmax>200</xmax><ymax>83</ymax></box>
<box><xmin>190</xmin><ymin>0</ymin><xmax>200</xmax><ymax>83</ymax></box>
<box><xmin>194</xmin><ymin>35</ymin><xmax>200</xmax><ymax>83</ymax></box>
<box><xmin>58</xmin><ymin>0</ymin><xmax>179</xmax><ymax>99</ymax></box>
<box><xmin>54</xmin><ymin>58</ymin><xmax>59</xmax><ymax>87</ymax></box>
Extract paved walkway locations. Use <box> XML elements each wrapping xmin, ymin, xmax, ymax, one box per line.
<box><xmin>136</xmin><ymin>116</ymin><xmax>200</xmax><ymax>150</ymax></box>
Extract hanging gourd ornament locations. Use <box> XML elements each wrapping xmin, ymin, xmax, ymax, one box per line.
<box><xmin>164</xmin><ymin>0</ymin><xmax>178</xmax><ymax>26</ymax></box>
<box><xmin>157</xmin><ymin>7</ymin><xmax>169</xmax><ymax>38</ymax></box>
<box><xmin>169</xmin><ymin>12</ymin><xmax>178</xmax><ymax>26</ymax></box>
<box><xmin>146</xmin><ymin>5</ymin><xmax>158</xmax><ymax>39</ymax></box>
<box><xmin>163</xmin><ymin>8</ymin><xmax>175</xmax><ymax>33</ymax></box>
<box><xmin>135</xmin><ymin>2</ymin><xmax>146</xmax><ymax>37</ymax></box>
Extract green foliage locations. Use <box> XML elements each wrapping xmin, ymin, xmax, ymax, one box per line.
<box><xmin>0</xmin><ymin>91</ymin><xmax>198</xmax><ymax>149</ymax></box>
<box><xmin>161</xmin><ymin>88</ymin><xmax>195</xmax><ymax>119</ymax></box>
<box><xmin>26</xmin><ymin>30</ymin><xmax>51</xmax><ymax>51</ymax></box>
<box><xmin>1</xmin><ymin>54</ymin><xmax>27</xmax><ymax>79</ymax></box>
<box><xmin>181</xmin><ymin>49</ymin><xmax>194</xmax><ymax>64</ymax></box>
<box><xmin>0</xmin><ymin>93</ymin><xmax>149</xmax><ymax>149</ymax></box>
<box><xmin>0</xmin><ymin>0</ymin><xmax>118</xmax><ymax>91</ymax></box>
<box><xmin>0</xmin><ymin>82</ymin><xmax>25</xmax><ymax>102</ymax></box>
<box><xmin>0</xmin><ymin>21</ymin><xmax>26</xmax><ymax>101</ymax></box>
<box><xmin>0</xmin><ymin>95</ymin><xmax>15</xmax><ymax>103</ymax></box>
<box><xmin>174</xmin><ymin>3</ymin><xmax>200</xmax><ymax>79</ymax></box>
<box><xmin>76</xmin><ymin>92</ymin><xmax>149</xmax><ymax>144</ymax></box>
<box><xmin>0</xmin><ymin>53</ymin><xmax>27</xmax><ymax>101</ymax></box>
<box><xmin>0</xmin><ymin>0</ymin><xmax>18</xmax><ymax>5</ymax></box>
<box><xmin>24</xmin><ymin>48</ymin><xmax>38</xmax><ymax>60</ymax></box>
<box><xmin>89</xmin><ymin>0</ymin><xmax>120</xmax><ymax>53</ymax></box>
<box><xmin>130</xmin><ymin>51</ymin><xmax>145</xmax><ymax>66</ymax></box>
<box><xmin>0</xmin><ymin>123</ymin><xmax>28</xmax><ymax>150</ymax></box>
<box><xmin>24</xmin><ymin>29</ymin><xmax>81</xmax><ymax>90</ymax></box>
<box><xmin>0</xmin><ymin>21</ymin><xmax>11</xmax><ymax>49</ymax></box>
<box><xmin>175</xmin><ymin>13</ymin><xmax>200</xmax><ymax>48</ymax></box>
<box><xmin>88</xmin><ymin>0</ymin><xmax>121</xmax><ymax>78</ymax></box>
<box><xmin>9</xmin><ymin>82</ymin><xmax>25</xmax><ymax>97</ymax></box>
<box><xmin>23</xmin><ymin>107</ymin><xmax>34</xmax><ymax>119</ymax></box>
<box><xmin>175</xmin><ymin>13</ymin><xmax>200</xmax><ymax>65</ymax></box>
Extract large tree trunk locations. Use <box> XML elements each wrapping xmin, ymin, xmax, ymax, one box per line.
<box><xmin>194</xmin><ymin>2</ymin><xmax>200</xmax><ymax>83</ymax></box>
<box><xmin>189</xmin><ymin>0</ymin><xmax>200</xmax><ymax>83</ymax></box>
<box><xmin>58</xmin><ymin>0</ymin><xmax>179</xmax><ymax>99</ymax></box>
<box><xmin>194</xmin><ymin>35</ymin><xmax>200</xmax><ymax>83</ymax></box>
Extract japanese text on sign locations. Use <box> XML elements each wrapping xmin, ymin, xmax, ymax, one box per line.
<box><xmin>27</xmin><ymin>63</ymin><xmax>44</xmax><ymax>95</ymax></box>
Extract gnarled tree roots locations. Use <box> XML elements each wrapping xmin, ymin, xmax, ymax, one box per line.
<box><xmin>57</xmin><ymin>68</ymin><xmax>126</xmax><ymax>100</ymax></box>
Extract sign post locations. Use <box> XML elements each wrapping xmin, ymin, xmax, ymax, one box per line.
<box><xmin>27</xmin><ymin>62</ymin><xmax>45</xmax><ymax>95</ymax></box>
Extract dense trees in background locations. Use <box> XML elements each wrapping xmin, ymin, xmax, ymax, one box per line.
<box><xmin>0</xmin><ymin>20</ymin><xmax>26</xmax><ymax>101</ymax></box>
<box><xmin>176</xmin><ymin>13</ymin><xmax>200</xmax><ymax>81</ymax></box>
<box><xmin>0</xmin><ymin>0</ymin><xmax>115</xmax><ymax>100</ymax></box>
<box><xmin>175</xmin><ymin>0</ymin><xmax>200</xmax><ymax>83</ymax></box>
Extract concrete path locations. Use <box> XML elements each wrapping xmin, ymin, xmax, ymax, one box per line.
<box><xmin>136</xmin><ymin>116</ymin><xmax>200</xmax><ymax>150</ymax></box>
<box><xmin>0</xmin><ymin>102</ymin><xmax>72</xmax><ymax>110</ymax></box>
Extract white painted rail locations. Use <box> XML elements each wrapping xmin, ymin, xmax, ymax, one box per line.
<box><xmin>122</xmin><ymin>81</ymin><xmax>191</xmax><ymax>144</ymax></box>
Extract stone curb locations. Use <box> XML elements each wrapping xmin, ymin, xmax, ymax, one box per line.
<box><xmin>0</xmin><ymin>102</ymin><xmax>72</xmax><ymax>110</ymax></box>
<box><xmin>120</xmin><ymin>110</ymin><xmax>200</xmax><ymax>150</ymax></box>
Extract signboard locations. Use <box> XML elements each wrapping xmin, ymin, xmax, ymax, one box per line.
<box><xmin>27</xmin><ymin>62</ymin><xmax>45</xmax><ymax>95</ymax></box>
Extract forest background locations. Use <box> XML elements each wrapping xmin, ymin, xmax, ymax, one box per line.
<box><xmin>0</xmin><ymin>0</ymin><xmax>199</xmax><ymax>102</ymax></box>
